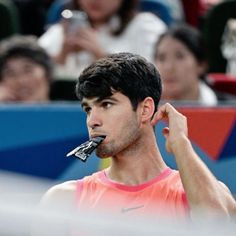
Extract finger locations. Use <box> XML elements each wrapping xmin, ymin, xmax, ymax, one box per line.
<box><xmin>150</xmin><ymin>111</ymin><xmax>159</xmax><ymax>126</ymax></box>
<box><xmin>150</xmin><ymin>105</ymin><xmax>168</xmax><ymax>126</ymax></box>
<box><xmin>154</xmin><ymin>104</ymin><xmax>168</xmax><ymax>119</ymax></box>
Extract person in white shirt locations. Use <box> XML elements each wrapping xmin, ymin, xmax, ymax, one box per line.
<box><xmin>39</xmin><ymin>0</ymin><xmax>166</xmax><ymax>80</ymax></box>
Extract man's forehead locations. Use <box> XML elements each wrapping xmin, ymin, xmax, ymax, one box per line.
<box><xmin>81</xmin><ymin>97</ymin><xmax>99</xmax><ymax>106</ymax></box>
<box><xmin>81</xmin><ymin>92</ymin><xmax>121</xmax><ymax>106</ymax></box>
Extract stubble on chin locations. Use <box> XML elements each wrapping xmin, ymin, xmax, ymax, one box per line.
<box><xmin>95</xmin><ymin>143</ymin><xmax>113</xmax><ymax>158</ymax></box>
<box><xmin>95</xmin><ymin>113</ymin><xmax>140</xmax><ymax>158</ymax></box>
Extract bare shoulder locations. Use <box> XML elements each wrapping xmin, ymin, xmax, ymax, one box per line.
<box><xmin>40</xmin><ymin>180</ymin><xmax>78</xmax><ymax>210</ymax></box>
<box><xmin>46</xmin><ymin>180</ymin><xmax>77</xmax><ymax>194</ymax></box>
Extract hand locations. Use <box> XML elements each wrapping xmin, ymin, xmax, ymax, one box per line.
<box><xmin>151</xmin><ymin>103</ymin><xmax>188</xmax><ymax>153</ymax></box>
<box><xmin>55</xmin><ymin>21</ymin><xmax>86</xmax><ymax>64</ymax></box>
<box><xmin>68</xmin><ymin>27</ymin><xmax>106</xmax><ymax>59</ymax></box>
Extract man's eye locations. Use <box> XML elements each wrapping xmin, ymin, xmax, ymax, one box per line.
<box><xmin>84</xmin><ymin>107</ymin><xmax>91</xmax><ymax>114</ymax></box>
<box><xmin>102</xmin><ymin>102</ymin><xmax>112</xmax><ymax>108</ymax></box>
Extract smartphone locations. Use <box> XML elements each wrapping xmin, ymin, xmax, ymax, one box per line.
<box><xmin>61</xmin><ymin>9</ymin><xmax>89</xmax><ymax>32</ymax></box>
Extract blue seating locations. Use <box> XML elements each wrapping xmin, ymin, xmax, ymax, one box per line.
<box><xmin>139</xmin><ymin>0</ymin><xmax>173</xmax><ymax>26</ymax></box>
<box><xmin>46</xmin><ymin>0</ymin><xmax>70</xmax><ymax>26</ymax></box>
<box><xmin>0</xmin><ymin>103</ymin><xmax>236</xmax><ymax>194</ymax></box>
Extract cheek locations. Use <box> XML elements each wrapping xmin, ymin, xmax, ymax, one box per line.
<box><xmin>174</xmin><ymin>59</ymin><xmax>200</xmax><ymax>81</ymax></box>
<box><xmin>184</xmin><ymin>63</ymin><xmax>200</xmax><ymax>82</ymax></box>
<box><xmin>34</xmin><ymin>76</ymin><xmax>48</xmax><ymax>85</ymax></box>
<box><xmin>31</xmin><ymin>69</ymin><xmax>48</xmax><ymax>83</ymax></box>
<box><xmin>1</xmin><ymin>78</ymin><xmax>14</xmax><ymax>86</ymax></box>
<box><xmin>106</xmin><ymin>111</ymin><xmax>135</xmax><ymax>136</ymax></box>
<box><xmin>106</xmin><ymin>0</ymin><xmax>122</xmax><ymax>13</ymax></box>
<box><xmin>79</xmin><ymin>0</ymin><xmax>87</xmax><ymax>9</ymax></box>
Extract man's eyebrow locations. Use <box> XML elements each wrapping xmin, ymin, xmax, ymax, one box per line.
<box><xmin>98</xmin><ymin>97</ymin><xmax>119</xmax><ymax>103</ymax></box>
<box><xmin>81</xmin><ymin>98</ymin><xmax>100</xmax><ymax>109</ymax></box>
<box><xmin>81</xmin><ymin>96</ymin><xmax>119</xmax><ymax>107</ymax></box>
<box><xmin>81</xmin><ymin>101</ymin><xmax>90</xmax><ymax>109</ymax></box>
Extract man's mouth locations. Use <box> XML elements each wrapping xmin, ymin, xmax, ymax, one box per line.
<box><xmin>90</xmin><ymin>133</ymin><xmax>106</xmax><ymax>139</ymax></box>
<box><xmin>66</xmin><ymin>135</ymin><xmax>106</xmax><ymax>162</ymax></box>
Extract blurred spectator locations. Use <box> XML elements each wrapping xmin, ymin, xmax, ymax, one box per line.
<box><xmin>154</xmin><ymin>24</ymin><xmax>235</xmax><ymax>105</ymax></box>
<box><xmin>39</xmin><ymin>0</ymin><xmax>166</xmax><ymax>80</ymax></box>
<box><xmin>221</xmin><ymin>18</ymin><xmax>236</xmax><ymax>76</ymax></box>
<box><xmin>0</xmin><ymin>35</ymin><xmax>52</xmax><ymax>103</ymax></box>
<box><xmin>202</xmin><ymin>0</ymin><xmax>236</xmax><ymax>73</ymax></box>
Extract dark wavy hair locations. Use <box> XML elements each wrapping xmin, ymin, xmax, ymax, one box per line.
<box><xmin>66</xmin><ymin>0</ymin><xmax>139</xmax><ymax>35</ymax></box>
<box><xmin>76</xmin><ymin>52</ymin><xmax>162</xmax><ymax>112</ymax></box>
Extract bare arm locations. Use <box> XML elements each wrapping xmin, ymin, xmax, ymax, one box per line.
<box><xmin>152</xmin><ymin>103</ymin><xmax>236</xmax><ymax>218</ymax></box>
<box><xmin>31</xmin><ymin>181</ymin><xmax>77</xmax><ymax>236</ymax></box>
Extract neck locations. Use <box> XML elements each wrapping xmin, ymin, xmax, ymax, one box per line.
<box><xmin>106</xmin><ymin>130</ymin><xmax>167</xmax><ymax>186</ymax></box>
<box><xmin>90</xmin><ymin>17</ymin><xmax>108</xmax><ymax>29</ymax></box>
<box><xmin>182</xmin><ymin>82</ymin><xmax>200</xmax><ymax>101</ymax></box>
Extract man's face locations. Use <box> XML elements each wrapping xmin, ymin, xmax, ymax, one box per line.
<box><xmin>0</xmin><ymin>57</ymin><xmax>49</xmax><ymax>102</ymax></box>
<box><xmin>81</xmin><ymin>92</ymin><xmax>142</xmax><ymax>158</ymax></box>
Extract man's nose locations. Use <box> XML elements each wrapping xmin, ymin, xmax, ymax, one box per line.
<box><xmin>87</xmin><ymin>108</ymin><xmax>102</xmax><ymax>129</ymax></box>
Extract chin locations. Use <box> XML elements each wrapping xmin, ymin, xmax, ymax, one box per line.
<box><xmin>96</xmin><ymin>145</ymin><xmax>113</xmax><ymax>159</ymax></box>
<box><xmin>96</xmin><ymin>151</ymin><xmax>111</xmax><ymax>159</ymax></box>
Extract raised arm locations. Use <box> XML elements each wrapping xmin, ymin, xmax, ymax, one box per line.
<box><xmin>152</xmin><ymin>103</ymin><xmax>236</xmax><ymax>218</ymax></box>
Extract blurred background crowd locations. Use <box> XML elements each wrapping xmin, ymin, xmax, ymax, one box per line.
<box><xmin>0</xmin><ymin>3</ymin><xmax>236</xmax><ymax>231</ymax></box>
<box><xmin>0</xmin><ymin>0</ymin><xmax>236</xmax><ymax>104</ymax></box>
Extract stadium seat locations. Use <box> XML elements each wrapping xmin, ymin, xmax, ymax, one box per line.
<box><xmin>139</xmin><ymin>0</ymin><xmax>173</xmax><ymax>26</ymax></box>
<box><xmin>207</xmin><ymin>73</ymin><xmax>236</xmax><ymax>95</ymax></box>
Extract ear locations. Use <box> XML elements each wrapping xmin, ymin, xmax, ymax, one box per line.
<box><xmin>139</xmin><ymin>97</ymin><xmax>155</xmax><ymax>123</ymax></box>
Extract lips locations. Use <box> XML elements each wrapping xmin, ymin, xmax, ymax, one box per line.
<box><xmin>90</xmin><ymin>134</ymin><xmax>106</xmax><ymax>139</ymax></box>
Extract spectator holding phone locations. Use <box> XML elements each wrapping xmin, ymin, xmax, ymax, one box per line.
<box><xmin>39</xmin><ymin>0</ymin><xmax>166</xmax><ymax>80</ymax></box>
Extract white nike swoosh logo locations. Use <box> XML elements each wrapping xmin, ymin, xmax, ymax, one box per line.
<box><xmin>121</xmin><ymin>205</ymin><xmax>144</xmax><ymax>213</ymax></box>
